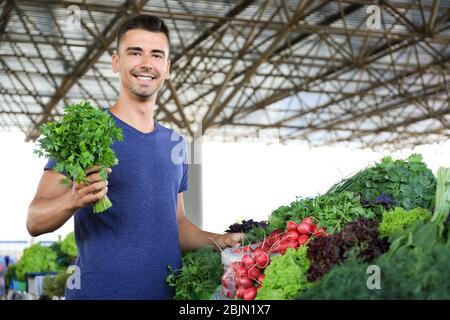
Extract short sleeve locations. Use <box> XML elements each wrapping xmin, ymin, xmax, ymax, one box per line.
<box><xmin>43</xmin><ymin>158</ymin><xmax>67</xmax><ymax>176</ymax></box>
<box><xmin>44</xmin><ymin>158</ymin><xmax>57</xmax><ymax>171</ymax></box>
<box><xmin>178</xmin><ymin>162</ymin><xmax>189</xmax><ymax>193</ymax></box>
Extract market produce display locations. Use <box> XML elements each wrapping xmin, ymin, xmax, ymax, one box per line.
<box><xmin>219</xmin><ymin>217</ymin><xmax>322</xmax><ymax>300</ymax></box>
<box><xmin>167</xmin><ymin>247</ymin><xmax>223</xmax><ymax>300</ymax></box>
<box><xmin>300</xmin><ymin>168</ymin><xmax>449</xmax><ymax>299</ymax></box>
<box><xmin>34</xmin><ymin>101</ymin><xmax>123</xmax><ymax>213</ymax></box>
<box><xmin>14</xmin><ymin>244</ymin><xmax>60</xmax><ymax>281</ymax></box>
<box><xmin>167</xmin><ymin>154</ymin><xmax>450</xmax><ymax>300</ymax></box>
<box><xmin>5</xmin><ymin>233</ymin><xmax>78</xmax><ymax>298</ymax></box>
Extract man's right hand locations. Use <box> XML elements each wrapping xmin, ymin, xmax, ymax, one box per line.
<box><xmin>70</xmin><ymin>166</ymin><xmax>112</xmax><ymax>210</ymax></box>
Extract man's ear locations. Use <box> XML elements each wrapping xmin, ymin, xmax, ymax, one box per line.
<box><xmin>112</xmin><ymin>53</ymin><xmax>119</xmax><ymax>73</ymax></box>
<box><xmin>165</xmin><ymin>59</ymin><xmax>171</xmax><ymax>80</ymax></box>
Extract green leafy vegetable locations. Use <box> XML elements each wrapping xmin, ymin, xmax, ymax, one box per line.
<box><xmin>15</xmin><ymin>244</ymin><xmax>61</xmax><ymax>281</ymax></box>
<box><xmin>268</xmin><ymin>192</ymin><xmax>376</xmax><ymax>235</ymax></box>
<box><xmin>34</xmin><ymin>101</ymin><xmax>123</xmax><ymax>213</ymax></box>
<box><xmin>327</xmin><ymin>154</ymin><xmax>436</xmax><ymax>210</ymax></box>
<box><xmin>386</xmin><ymin>167</ymin><xmax>450</xmax><ymax>253</ymax></box>
<box><xmin>379</xmin><ymin>207</ymin><xmax>432</xmax><ymax>237</ymax></box>
<box><xmin>244</xmin><ymin>224</ymin><xmax>277</xmax><ymax>243</ymax></box>
<box><xmin>256</xmin><ymin>246</ymin><xmax>310</xmax><ymax>300</ymax></box>
<box><xmin>299</xmin><ymin>244</ymin><xmax>450</xmax><ymax>300</ymax></box>
<box><xmin>431</xmin><ymin>167</ymin><xmax>450</xmax><ymax>224</ymax></box>
<box><xmin>61</xmin><ymin>232</ymin><xmax>78</xmax><ymax>258</ymax></box>
<box><xmin>167</xmin><ymin>247</ymin><xmax>222</xmax><ymax>300</ymax></box>
<box><xmin>43</xmin><ymin>271</ymin><xmax>72</xmax><ymax>298</ymax></box>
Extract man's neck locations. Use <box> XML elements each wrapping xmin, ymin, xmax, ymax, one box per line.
<box><xmin>110</xmin><ymin>93</ymin><xmax>157</xmax><ymax>133</ymax></box>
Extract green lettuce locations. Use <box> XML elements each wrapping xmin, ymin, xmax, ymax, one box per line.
<box><xmin>256</xmin><ymin>246</ymin><xmax>310</xmax><ymax>300</ymax></box>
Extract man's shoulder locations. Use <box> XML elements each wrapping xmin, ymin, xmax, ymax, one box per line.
<box><xmin>157</xmin><ymin>121</ymin><xmax>186</xmax><ymax>142</ymax></box>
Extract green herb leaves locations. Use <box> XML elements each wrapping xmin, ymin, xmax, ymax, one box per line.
<box><xmin>34</xmin><ymin>101</ymin><xmax>123</xmax><ymax>213</ymax></box>
<box><xmin>167</xmin><ymin>247</ymin><xmax>223</xmax><ymax>300</ymax></box>
<box><xmin>327</xmin><ymin>154</ymin><xmax>436</xmax><ymax>211</ymax></box>
<box><xmin>268</xmin><ymin>192</ymin><xmax>376</xmax><ymax>235</ymax></box>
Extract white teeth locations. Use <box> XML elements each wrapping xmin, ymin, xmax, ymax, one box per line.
<box><xmin>136</xmin><ymin>75</ymin><xmax>153</xmax><ymax>81</ymax></box>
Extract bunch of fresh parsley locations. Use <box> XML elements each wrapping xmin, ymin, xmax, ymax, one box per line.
<box><xmin>34</xmin><ymin>101</ymin><xmax>123</xmax><ymax>213</ymax></box>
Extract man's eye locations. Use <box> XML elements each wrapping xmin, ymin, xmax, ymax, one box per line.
<box><xmin>153</xmin><ymin>54</ymin><xmax>162</xmax><ymax>58</ymax></box>
<box><xmin>131</xmin><ymin>51</ymin><xmax>140</xmax><ymax>56</ymax></box>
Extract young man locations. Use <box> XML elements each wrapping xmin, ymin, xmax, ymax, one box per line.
<box><xmin>26</xmin><ymin>14</ymin><xmax>243</xmax><ymax>299</ymax></box>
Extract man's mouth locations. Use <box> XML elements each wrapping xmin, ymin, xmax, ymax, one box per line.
<box><xmin>133</xmin><ymin>74</ymin><xmax>156</xmax><ymax>81</ymax></box>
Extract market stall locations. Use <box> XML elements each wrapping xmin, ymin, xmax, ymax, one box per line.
<box><xmin>168</xmin><ymin>155</ymin><xmax>450</xmax><ymax>300</ymax></box>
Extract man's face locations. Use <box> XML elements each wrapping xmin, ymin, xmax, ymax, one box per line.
<box><xmin>112</xmin><ymin>29</ymin><xmax>170</xmax><ymax>100</ymax></box>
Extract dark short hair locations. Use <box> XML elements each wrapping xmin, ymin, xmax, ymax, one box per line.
<box><xmin>116</xmin><ymin>14</ymin><xmax>170</xmax><ymax>54</ymax></box>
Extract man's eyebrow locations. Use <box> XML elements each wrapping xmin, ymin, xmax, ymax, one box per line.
<box><xmin>126</xmin><ymin>47</ymin><xmax>143</xmax><ymax>52</ymax></box>
<box><xmin>151</xmin><ymin>49</ymin><xmax>166</xmax><ymax>56</ymax></box>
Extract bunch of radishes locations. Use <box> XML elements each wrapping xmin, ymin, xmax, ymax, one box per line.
<box><xmin>268</xmin><ymin>217</ymin><xmax>327</xmax><ymax>255</ymax></box>
<box><xmin>221</xmin><ymin>245</ymin><xmax>269</xmax><ymax>300</ymax></box>
<box><xmin>220</xmin><ymin>216</ymin><xmax>327</xmax><ymax>300</ymax></box>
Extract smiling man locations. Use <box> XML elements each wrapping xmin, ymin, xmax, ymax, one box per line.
<box><xmin>26</xmin><ymin>14</ymin><xmax>243</xmax><ymax>300</ymax></box>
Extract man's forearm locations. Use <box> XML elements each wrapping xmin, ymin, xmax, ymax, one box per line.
<box><xmin>27</xmin><ymin>190</ymin><xmax>77</xmax><ymax>237</ymax></box>
<box><xmin>178</xmin><ymin>216</ymin><xmax>223</xmax><ymax>251</ymax></box>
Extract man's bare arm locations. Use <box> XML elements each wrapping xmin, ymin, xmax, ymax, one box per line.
<box><xmin>176</xmin><ymin>193</ymin><xmax>243</xmax><ymax>251</ymax></box>
<box><xmin>27</xmin><ymin>166</ymin><xmax>110</xmax><ymax>237</ymax></box>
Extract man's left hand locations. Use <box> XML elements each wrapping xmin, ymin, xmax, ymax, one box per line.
<box><xmin>215</xmin><ymin>232</ymin><xmax>244</xmax><ymax>249</ymax></box>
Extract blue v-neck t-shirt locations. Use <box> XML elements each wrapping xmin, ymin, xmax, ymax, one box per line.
<box><xmin>44</xmin><ymin>110</ymin><xmax>189</xmax><ymax>299</ymax></box>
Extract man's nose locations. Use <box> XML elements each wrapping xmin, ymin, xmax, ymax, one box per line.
<box><xmin>140</xmin><ymin>55</ymin><xmax>153</xmax><ymax>70</ymax></box>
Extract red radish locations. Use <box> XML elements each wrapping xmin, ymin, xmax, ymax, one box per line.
<box><xmin>254</xmin><ymin>247</ymin><xmax>265</xmax><ymax>257</ymax></box>
<box><xmin>286</xmin><ymin>221</ymin><xmax>298</xmax><ymax>231</ymax></box>
<box><xmin>285</xmin><ymin>230</ymin><xmax>299</xmax><ymax>241</ymax></box>
<box><xmin>268</xmin><ymin>242</ymin><xmax>279</xmax><ymax>253</ymax></box>
<box><xmin>278</xmin><ymin>239</ymin><xmax>291</xmax><ymax>254</ymax></box>
<box><xmin>236</xmin><ymin>287</ymin><xmax>246</xmax><ymax>299</ymax></box>
<box><xmin>239</xmin><ymin>277</ymin><xmax>253</xmax><ymax>289</ymax></box>
<box><xmin>297</xmin><ymin>222</ymin><xmax>313</xmax><ymax>234</ymax></box>
<box><xmin>271</xmin><ymin>229</ymin><xmax>283</xmax><ymax>237</ymax></box>
<box><xmin>257</xmin><ymin>274</ymin><xmax>265</xmax><ymax>285</ymax></box>
<box><xmin>223</xmin><ymin>288</ymin><xmax>233</xmax><ymax>299</ymax></box>
<box><xmin>231</xmin><ymin>261</ymin><xmax>243</xmax><ymax>273</ymax></box>
<box><xmin>248</xmin><ymin>266</ymin><xmax>261</xmax><ymax>280</ymax></box>
<box><xmin>314</xmin><ymin>227</ymin><xmax>327</xmax><ymax>237</ymax></box>
<box><xmin>237</xmin><ymin>266</ymin><xmax>248</xmax><ymax>278</ymax></box>
<box><xmin>242</xmin><ymin>255</ymin><xmax>256</xmax><ymax>269</ymax></box>
<box><xmin>281</xmin><ymin>241</ymin><xmax>299</xmax><ymax>254</ymax></box>
<box><xmin>311</xmin><ymin>224</ymin><xmax>318</xmax><ymax>233</ymax></box>
<box><xmin>234</xmin><ymin>277</ymin><xmax>241</xmax><ymax>289</ymax></box>
<box><xmin>298</xmin><ymin>234</ymin><xmax>309</xmax><ymax>246</ymax></box>
<box><xmin>242</xmin><ymin>245</ymin><xmax>253</xmax><ymax>253</ymax></box>
<box><xmin>302</xmin><ymin>217</ymin><xmax>314</xmax><ymax>226</ymax></box>
<box><xmin>287</xmin><ymin>240</ymin><xmax>299</xmax><ymax>249</ymax></box>
<box><xmin>243</xmin><ymin>287</ymin><xmax>257</xmax><ymax>300</ymax></box>
<box><xmin>221</xmin><ymin>275</ymin><xmax>231</xmax><ymax>287</ymax></box>
<box><xmin>255</xmin><ymin>252</ymin><xmax>270</xmax><ymax>268</ymax></box>
<box><xmin>270</xmin><ymin>229</ymin><xmax>282</xmax><ymax>243</ymax></box>
<box><xmin>262</xmin><ymin>241</ymin><xmax>272</xmax><ymax>252</ymax></box>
